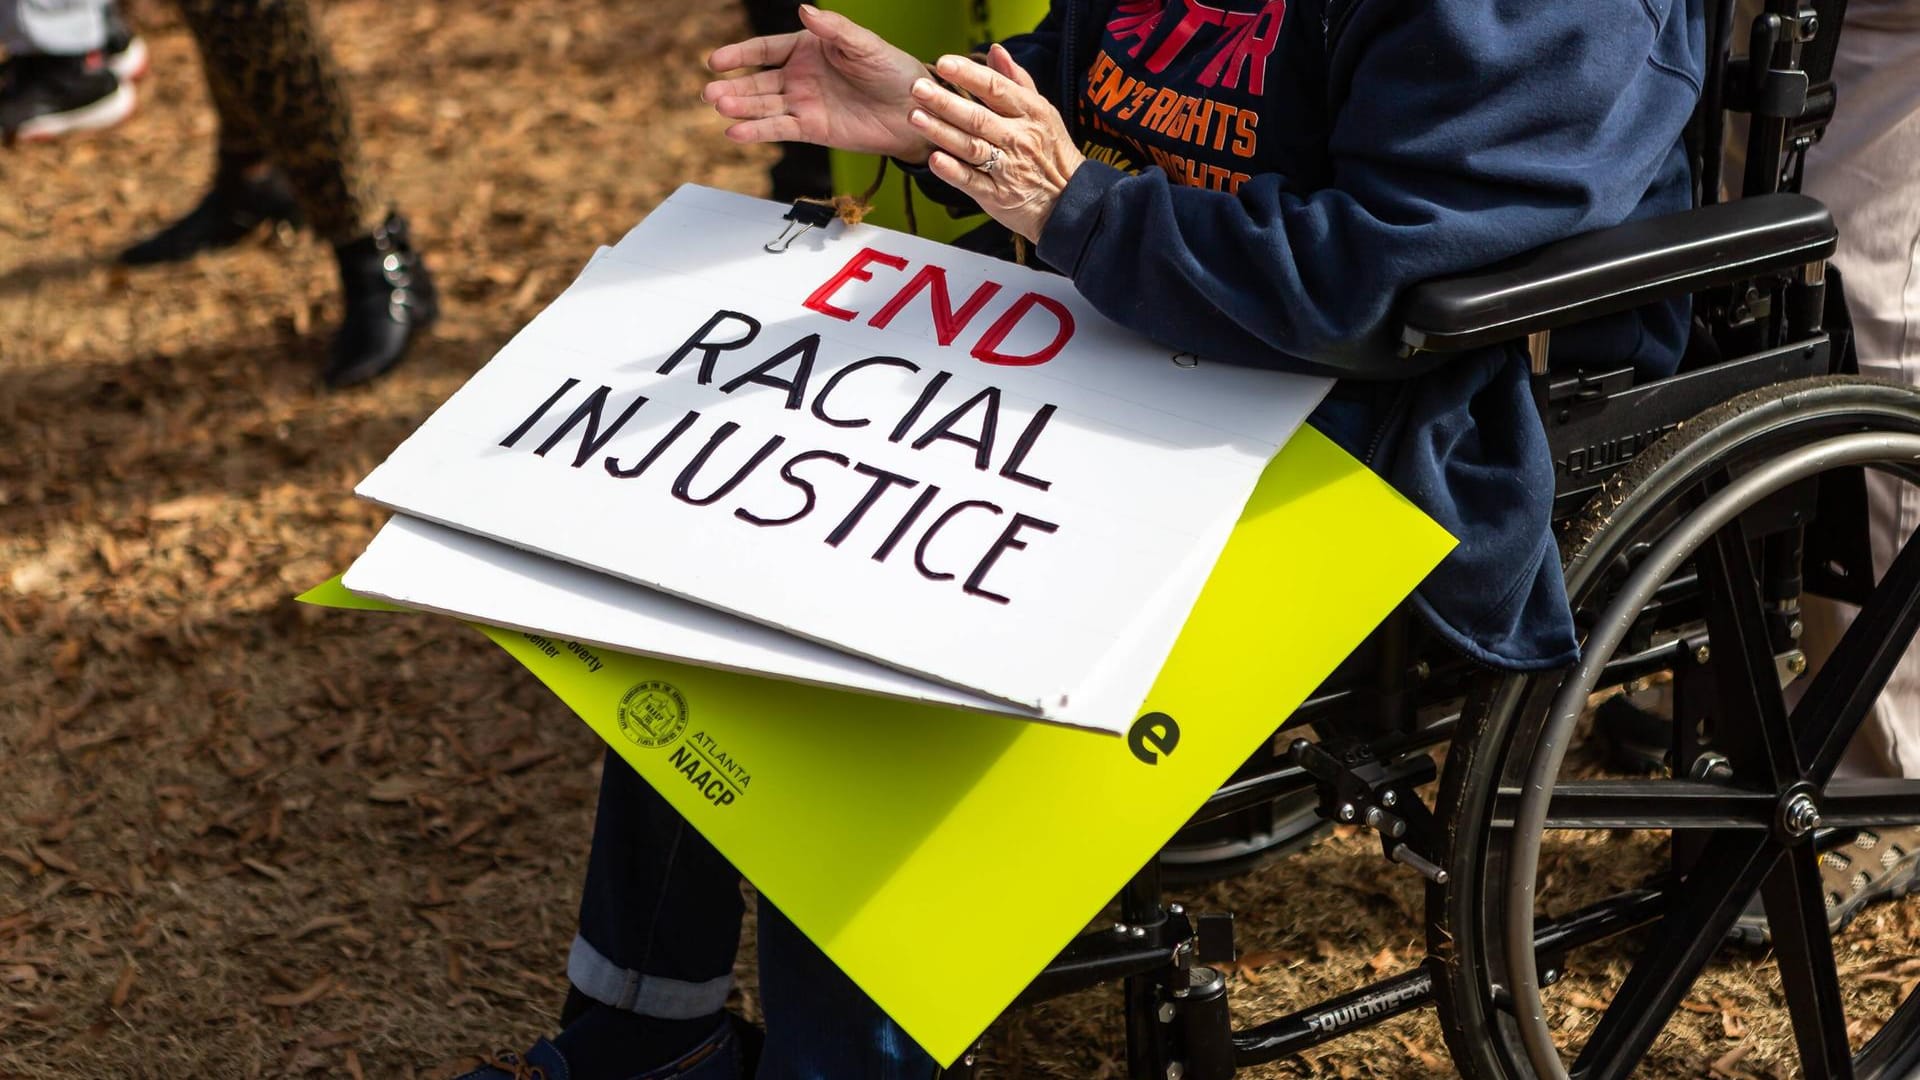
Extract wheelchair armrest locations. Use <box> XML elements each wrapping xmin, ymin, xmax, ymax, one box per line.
<box><xmin>1398</xmin><ymin>193</ymin><xmax>1836</xmax><ymax>354</ymax></box>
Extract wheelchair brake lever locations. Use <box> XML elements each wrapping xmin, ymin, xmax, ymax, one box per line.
<box><xmin>1289</xmin><ymin>738</ymin><xmax>1450</xmax><ymax>886</ymax></box>
<box><xmin>1388</xmin><ymin>844</ymin><xmax>1450</xmax><ymax>886</ymax></box>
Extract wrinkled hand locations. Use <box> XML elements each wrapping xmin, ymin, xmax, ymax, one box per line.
<box><xmin>703</xmin><ymin>4</ymin><xmax>932</xmax><ymax>163</ymax></box>
<box><xmin>910</xmin><ymin>46</ymin><xmax>1085</xmax><ymax>243</ymax></box>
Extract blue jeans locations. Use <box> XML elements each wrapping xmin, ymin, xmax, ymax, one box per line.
<box><xmin>572</xmin><ymin>749</ymin><xmax>939</xmax><ymax>1080</ymax></box>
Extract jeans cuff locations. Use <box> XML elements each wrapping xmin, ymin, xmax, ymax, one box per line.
<box><xmin>568</xmin><ymin>934</ymin><xmax>733</xmax><ymax>1020</ymax></box>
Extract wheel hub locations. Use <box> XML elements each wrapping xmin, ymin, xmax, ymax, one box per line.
<box><xmin>1779</xmin><ymin>789</ymin><xmax>1822</xmax><ymax>841</ymax></box>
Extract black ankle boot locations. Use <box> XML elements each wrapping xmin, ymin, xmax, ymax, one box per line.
<box><xmin>119</xmin><ymin>166</ymin><xmax>301</xmax><ymax>266</ymax></box>
<box><xmin>325</xmin><ymin>213</ymin><xmax>438</xmax><ymax>389</ymax></box>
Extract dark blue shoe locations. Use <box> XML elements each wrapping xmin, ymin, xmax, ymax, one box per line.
<box><xmin>457</xmin><ymin>1018</ymin><xmax>742</xmax><ymax>1080</ymax></box>
<box><xmin>456</xmin><ymin>1039</ymin><xmax>570</xmax><ymax>1080</ymax></box>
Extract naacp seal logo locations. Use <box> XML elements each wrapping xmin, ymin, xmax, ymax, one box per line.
<box><xmin>616</xmin><ymin>681</ymin><xmax>688</xmax><ymax>749</ymax></box>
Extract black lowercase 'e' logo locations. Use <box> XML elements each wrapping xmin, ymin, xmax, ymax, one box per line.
<box><xmin>616</xmin><ymin>681</ymin><xmax>689</xmax><ymax>749</ymax></box>
<box><xmin>1129</xmin><ymin>712</ymin><xmax>1181</xmax><ymax>765</ymax></box>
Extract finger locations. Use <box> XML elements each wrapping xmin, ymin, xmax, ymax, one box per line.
<box><xmin>701</xmin><ymin>69</ymin><xmax>783</xmax><ymax>103</ymax></box>
<box><xmin>796</xmin><ymin>3</ymin><xmax>885</xmax><ymax>60</ymax></box>
<box><xmin>928</xmin><ymin>150</ymin><xmax>995</xmax><ymax>198</ymax></box>
<box><xmin>713</xmin><ymin>93</ymin><xmax>790</xmax><ymax>121</ymax></box>
<box><xmin>987</xmin><ymin>43</ymin><xmax>1037</xmax><ymax>93</ymax></box>
<box><xmin>911</xmin><ymin>77</ymin><xmax>1013</xmax><ymax>144</ymax></box>
<box><xmin>933</xmin><ymin>52</ymin><xmax>1029</xmax><ymax>117</ymax></box>
<box><xmin>909</xmin><ymin>107</ymin><xmax>998</xmax><ymax>170</ymax></box>
<box><xmin>709</xmin><ymin>31</ymin><xmax>800</xmax><ymax>72</ymax></box>
<box><xmin>724</xmin><ymin>116</ymin><xmax>806</xmax><ymax>145</ymax></box>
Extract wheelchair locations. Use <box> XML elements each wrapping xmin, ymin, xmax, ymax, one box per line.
<box><xmin>940</xmin><ymin>1</ymin><xmax>1920</xmax><ymax>1076</ymax></box>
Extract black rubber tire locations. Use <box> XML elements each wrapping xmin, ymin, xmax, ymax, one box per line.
<box><xmin>1159</xmin><ymin>793</ymin><xmax>1330</xmax><ymax>886</ymax></box>
<box><xmin>1427</xmin><ymin>377</ymin><xmax>1920</xmax><ymax>1080</ymax></box>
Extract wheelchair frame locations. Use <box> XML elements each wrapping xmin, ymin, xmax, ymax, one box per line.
<box><xmin>934</xmin><ymin>0</ymin><xmax>1920</xmax><ymax>1075</ymax></box>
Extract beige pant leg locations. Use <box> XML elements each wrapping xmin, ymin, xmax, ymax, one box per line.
<box><xmin>1795</xmin><ymin>1</ymin><xmax>1920</xmax><ymax>779</ymax></box>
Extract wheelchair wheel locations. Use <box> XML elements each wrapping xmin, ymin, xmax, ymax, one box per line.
<box><xmin>1159</xmin><ymin>787</ymin><xmax>1328</xmax><ymax>885</ymax></box>
<box><xmin>1429</xmin><ymin>377</ymin><xmax>1920</xmax><ymax>1079</ymax></box>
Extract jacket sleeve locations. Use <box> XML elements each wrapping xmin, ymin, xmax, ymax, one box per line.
<box><xmin>1036</xmin><ymin>0</ymin><xmax>1705</xmax><ymax>379</ymax></box>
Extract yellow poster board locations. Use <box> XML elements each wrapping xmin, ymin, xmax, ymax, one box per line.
<box><xmin>303</xmin><ymin>425</ymin><xmax>1452</xmax><ymax>1065</ymax></box>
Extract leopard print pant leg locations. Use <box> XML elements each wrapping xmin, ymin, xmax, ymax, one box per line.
<box><xmin>173</xmin><ymin>0</ymin><xmax>384</xmax><ymax>243</ymax></box>
<box><xmin>192</xmin><ymin>38</ymin><xmax>270</xmax><ymax>169</ymax></box>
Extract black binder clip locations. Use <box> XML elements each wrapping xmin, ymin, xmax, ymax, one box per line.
<box><xmin>765</xmin><ymin>201</ymin><xmax>838</xmax><ymax>254</ymax></box>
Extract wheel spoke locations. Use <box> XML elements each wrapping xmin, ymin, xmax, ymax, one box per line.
<box><xmin>1821</xmin><ymin>778</ymin><xmax>1920</xmax><ymax>829</ymax></box>
<box><xmin>1493</xmin><ymin>781</ymin><xmax>1776</xmax><ymax>830</ymax></box>
<box><xmin>1532</xmin><ymin>889</ymin><xmax>1669</xmax><ymax>960</ymax></box>
<box><xmin>1793</xmin><ymin>523</ymin><xmax>1920</xmax><ymax>782</ymax></box>
<box><xmin>1696</xmin><ymin>519</ymin><xmax>1800</xmax><ymax>787</ymax></box>
<box><xmin>1568</xmin><ymin>834</ymin><xmax>1775</xmax><ymax>1080</ymax></box>
<box><xmin>1763</xmin><ymin>845</ymin><xmax>1855</xmax><ymax>1079</ymax></box>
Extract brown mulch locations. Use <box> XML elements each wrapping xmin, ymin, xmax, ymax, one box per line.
<box><xmin>4</xmin><ymin>2</ymin><xmax>1917</xmax><ymax>1076</ymax></box>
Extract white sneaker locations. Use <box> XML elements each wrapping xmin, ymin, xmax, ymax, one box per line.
<box><xmin>1</xmin><ymin>54</ymin><xmax>136</xmax><ymax>144</ymax></box>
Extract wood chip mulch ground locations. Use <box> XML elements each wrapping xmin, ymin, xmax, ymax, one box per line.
<box><xmin>4</xmin><ymin>2</ymin><xmax>1916</xmax><ymax>1076</ymax></box>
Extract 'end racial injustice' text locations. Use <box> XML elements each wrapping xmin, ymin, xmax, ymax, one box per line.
<box><xmin>497</xmin><ymin>246</ymin><xmax>1074</xmax><ymax>607</ymax></box>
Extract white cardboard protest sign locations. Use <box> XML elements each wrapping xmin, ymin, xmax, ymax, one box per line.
<box><xmin>343</xmin><ymin>510</ymin><xmax>1255</xmax><ymax>732</ymax></box>
<box><xmin>344</xmin><ymin>514</ymin><xmax>1020</xmax><ymax>714</ymax></box>
<box><xmin>356</xmin><ymin>185</ymin><xmax>1329</xmax><ymax>725</ymax></box>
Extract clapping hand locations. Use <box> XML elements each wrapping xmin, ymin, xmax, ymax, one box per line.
<box><xmin>704</xmin><ymin>12</ymin><xmax>1083</xmax><ymax>243</ymax></box>
<box><xmin>704</xmin><ymin>4</ymin><xmax>932</xmax><ymax>163</ymax></box>
<box><xmin>908</xmin><ymin>47</ymin><xmax>1085</xmax><ymax>243</ymax></box>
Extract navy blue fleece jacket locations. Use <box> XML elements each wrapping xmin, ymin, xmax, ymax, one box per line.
<box><xmin>914</xmin><ymin>0</ymin><xmax>1705</xmax><ymax>669</ymax></box>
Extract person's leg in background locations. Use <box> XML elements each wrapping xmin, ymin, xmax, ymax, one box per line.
<box><xmin>117</xmin><ymin>0</ymin><xmax>304</xmax><ymax>270</ymax></box>
<box><xmin>739</xmin><ymin>0</ymin><xmax>832</xmax><ymax>203</ymax></box>
<box><xmin>0</xmin><ymin>0</ymin><xmax>133</xmax><ymax>142</ymax></box>
<box><xmin>1786</xmin><ymin>0</ymin><xmax>1920</xmax><ymax>923</ymax></box>
<box><xmin>121</xmin><ymin>0</ymin><xmax>436</xmax><ymax>388</ymax></box>
<box><xmin>1</xmin><ymin>0</ymin><xmax>105</xmax><ymax>57</ymax></box>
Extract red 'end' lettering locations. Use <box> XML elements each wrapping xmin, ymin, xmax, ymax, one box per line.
<box><xmin>802</xmin><ymin>247</ymin><xmax>909</xmax><ymax>322</ymax></box>
<box><xmin>970</xmin><ymin>293</ymin><xmax>1076</xmax><ymax>367</ymax></box>
<box><xmin>868</xmin><ymin>264</ymin><xmax>1004</xmax><ymax>346</ymax></box>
